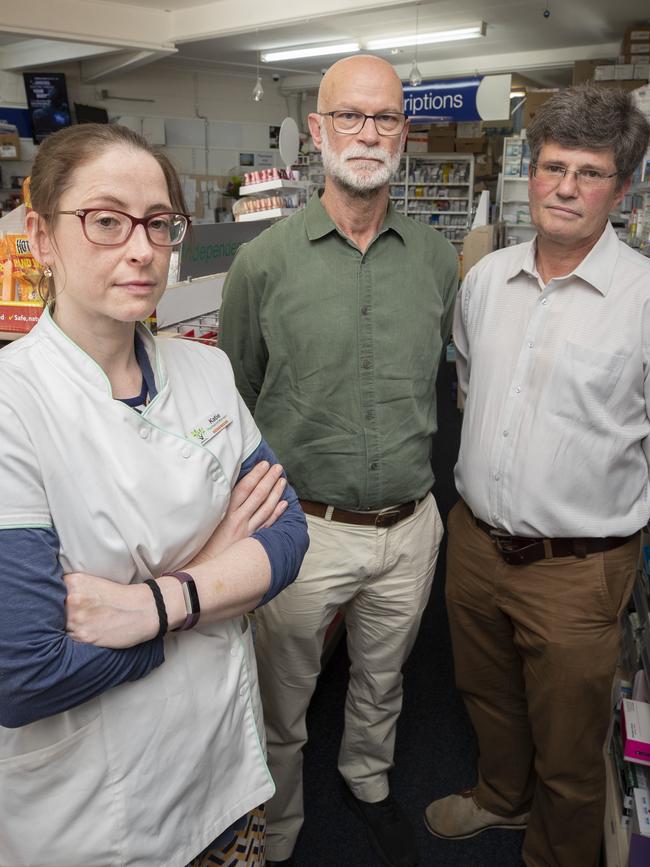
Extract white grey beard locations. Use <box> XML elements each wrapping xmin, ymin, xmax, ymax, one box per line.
<box><xmin>320</xmin><ymin>125</ymin><xmax>401</xmax><ymax>196</ymax></box>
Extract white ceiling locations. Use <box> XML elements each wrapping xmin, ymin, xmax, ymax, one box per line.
<box><xmin>1</xmin><ymin>0</ymin><xmax>649</xmax><ymax>89</ymax></box>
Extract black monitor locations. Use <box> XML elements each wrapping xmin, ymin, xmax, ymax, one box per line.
<box><xmin>23</xmin><ymin>72</ymin><xmax>72</xmax><ymax>144</ymax></box>
<box><xmin>74</xmin><ymin>103</ymin><xmax>109</xmax><ymax>125</ymax></box>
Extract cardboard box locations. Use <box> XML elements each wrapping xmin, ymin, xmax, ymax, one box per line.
<box><xmin>456</xmin><ymin>121</ymin><xmax>483</xmax><ymax>138</ymax></box>
<box><xmin>615</xmin><ymin>64</ymin><xmax>636</xmax><ymax>80</ymax></box>
<box><xmin>523</xmin><ymin>89</ymin><xmax>557</xmax><ymax>127</ymax></box>
<box><xmin>572</xmin><ymin>59</ymin><xmax>611</xmax><ymax>84</ymax></box>
<box><xmin>474</xmin><ymin>153</ymin><xmax>494</xmax><ymax>178</ymax></box>
<box><xmin>593</xmin><ymin>80</ymin><xmax>649</xmax><ymax>93</ymax></box>
<box><xmin>626</xmin><ymin>42</ymin><xmax>650</xmax><ymax>54</ymax></box>
<box><xmin>462</xmin><ymin>224</ymin><xmax>496</xmax><ymax>275</ymax></box>
<box><xmin>635</xmin><ymin>64</ymin><xmax>650</xmax><ymax>80</ymax></box>
<box><xmin>455</xmin><ymin>137</ymin><xmax>486</xmax><ymax>153</ymax></box>
<box><xmin>428</xmin><ymin>122</ymin><xmax>457</xmax><ymax>137</ymax></box>
<box><xmin>594</xmin><ymin>65</ymin><xmax>617</xmax><ymax>81</ymax></box>
<box><xmin>0</xmin><ymin>132</ymin><xmax>19</xmax><ymax>160</ymax></box>
<box><xmin>426</xmin><ymin>135</ymin><xmax>456</xmax><ymax>153</ymax></box>
<box><xmin>406</xmin><ymin>132</ymin><xmax>429</xmax><ymax>153</ymax></box>
<box><xmin>625</xmin><ymin>26</ymin><xmax>650</xmax><ymax>42</ymax></box>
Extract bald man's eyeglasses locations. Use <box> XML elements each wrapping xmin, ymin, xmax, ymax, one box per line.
<box><xmin>321</xmin><ymin>111</ymin><xmax>407</xmax><ymax>136</ymax></box>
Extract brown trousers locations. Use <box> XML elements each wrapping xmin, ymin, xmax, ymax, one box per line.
<box><xmin>445</xmin><ymin>500</ymin><xmax>639</xmax><ymax>867</ymax></box>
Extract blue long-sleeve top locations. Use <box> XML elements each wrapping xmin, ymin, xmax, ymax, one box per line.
<box><xmin>0</xmin><ymin>438</ymin><xmax>308</xmax><ymax>729</ymax></box>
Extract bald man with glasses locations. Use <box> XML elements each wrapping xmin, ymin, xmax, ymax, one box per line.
<box><xmin>220</xmin><ymin>54</ymin><xmax>458</xmax><ymax>867</ymax></box>
<box><xmin>424</xmin><ymin>86</ymin><xmax>650</xmax><ymax>867</ymax></box>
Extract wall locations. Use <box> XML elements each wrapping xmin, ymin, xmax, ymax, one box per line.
<box><xmin>0</xmin><ymin>60</ymin><xmax>317</xmax><ymax>178</ymax></box>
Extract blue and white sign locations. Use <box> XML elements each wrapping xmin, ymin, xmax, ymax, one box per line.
<box><xmin>404</xmin><ymin>74</ymin><xmax>511</xmax><ymax>123</ymax></box>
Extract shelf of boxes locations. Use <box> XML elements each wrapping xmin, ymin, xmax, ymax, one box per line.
<box><xmin>498</xmin><ymin>137</ymin><xmax>536</xmax><ymax>245</ymax></box>
<box><xmin>390</xmin><ymin>154</ymin><xmax>474</xmax><ymax>250</ymax></box>
<box><xmin>603</xmin><ymin>533</ymin><xmax>650</xmax><ymax>865</ymax></box>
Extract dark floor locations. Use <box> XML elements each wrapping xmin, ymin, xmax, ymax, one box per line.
<box><xmin>290</xmin><ymin>361</ymin><xmax>528</xmax><ymax>866</ymax></box>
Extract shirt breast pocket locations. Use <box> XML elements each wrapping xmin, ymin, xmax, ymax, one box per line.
<box><xmin>550</xmin><ymin>340</ymin><xmax>625</xmax><ymax>424</ymax></box>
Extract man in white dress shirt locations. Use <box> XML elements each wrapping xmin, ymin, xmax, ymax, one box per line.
<box><xmin>424</xmin><ymin>86</ymin><xmax>650</xmax><ymax>867</ymax></box>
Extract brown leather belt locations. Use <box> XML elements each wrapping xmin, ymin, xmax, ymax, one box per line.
<box><xmin>474</xmin><ymin>516</ymin><xmax>636</xmax><ymax>566</ymax></box>
<box><xmin>300</xmin><ymin>499</ymin><xmax>418</xmax><ymax>528</ymax></box>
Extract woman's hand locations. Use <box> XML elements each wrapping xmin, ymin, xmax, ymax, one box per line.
<box><xmin>65</xmin><ymin>572</ymin><xmax>158</xmax><ymax>648</ymax></box>
<box><xmin>188</xmin><ymin>460</ymin><xmax>287</xmax><ymax>567</ymax></box>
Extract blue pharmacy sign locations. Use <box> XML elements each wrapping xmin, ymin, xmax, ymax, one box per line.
<box><xmin>403</xmin><ymin>74</ymin><xmax>511</xmax><ymax>123</ymax></box>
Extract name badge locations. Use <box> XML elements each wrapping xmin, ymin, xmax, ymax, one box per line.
<box><xmin>188</xmin><ymin>412</ymin><xmax>232</xmax><ymax>446</ymax></box>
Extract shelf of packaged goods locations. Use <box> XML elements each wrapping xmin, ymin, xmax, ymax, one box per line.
<box><xmin>236</xmin><ymin>208</ymin><xmax>298</xmax><ymax>222</ymax></box>
<box><xmin>503</xmin><ymin>176</ymin><xmax>529</xmax><ymax>181</ymax></box>
<box><xmin>504</xmin><ymin>221</ymin><xmax>535</xmax><ymax>228</ymax></box>
<box><xmin>408</xmin><ymin>196</ymin><xmax>469</xmax><ymax>201</ymax></box>
<box><xmin>239</xmin><ymin>179</ymin><xmax>310</xmax><ymax>195</ymax></box>
<box><xmin>0</xmin><ymin>331</ymin><xmax>22</xmax><ymax>341</ymax></box>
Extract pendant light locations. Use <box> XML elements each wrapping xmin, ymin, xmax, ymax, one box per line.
<box><xmin>252</xmin><ymin>50</ymin><xmax>264</xmax><ymax>102</ymax></box>
<box><xmin>409</xmin><ymin>4</ymin><xmax>423</xmax><ymax>87</ymax></box>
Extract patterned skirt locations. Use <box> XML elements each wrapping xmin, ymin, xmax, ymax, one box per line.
<box><xmin>186</xmin><ymin>807</ymin><xmax>266</xmax><ymax>867</ymax></box>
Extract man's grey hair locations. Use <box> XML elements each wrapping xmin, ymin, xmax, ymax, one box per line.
<box><xmin>527</xmin><ymin>85</ymin><xmax>650</xmax><ymax>184</ymax></box>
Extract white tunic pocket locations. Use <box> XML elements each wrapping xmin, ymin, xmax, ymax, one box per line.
<box><xmin>550</xmin><ymin>340</ymin><xmax>625</xmax><ymax>425</ymax></box>
<box><xmin>0</xmin><ymin>716</ymin><xmax>122</xmax><ymax>867</ymax></box>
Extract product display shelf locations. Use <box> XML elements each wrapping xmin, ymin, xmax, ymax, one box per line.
<box><xmin>390</xmin><ymin>153</ymin><xmax>474</xmax><ymax>248</ymax></box>
<box><xmin>237</xmin><ymin>207</ymin><xmax>298</xmax><ymax>222</ymax></box>
<box><xmin>498</xmin><ymin>137</ymin><xmax>536</xmax><ymax>246</ymax></box>
<box><xmin>239</xmin><ymin>179</ymin><xmax>310</xmax><ymax>195</ymax></box>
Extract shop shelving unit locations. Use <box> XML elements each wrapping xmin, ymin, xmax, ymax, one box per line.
<box><xmin>389</xmin><ymin>153</ymin><xmax>474</xmax><ymax>247</ymax></box>
<box><xmin>497</xmin><ymin>135</ymin><xmax>536</xmax><ymax>246</ymax></box>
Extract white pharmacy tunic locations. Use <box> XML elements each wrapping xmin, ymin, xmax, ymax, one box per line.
<box><xmin>0</xmin><ymin>309</ymin><xmax>274</xmax><ymax>867</ymax></box>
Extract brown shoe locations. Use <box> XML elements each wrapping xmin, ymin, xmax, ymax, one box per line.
<box><xmin>424</xmin><ymin>788</ymin><xmax>529</xmax><ymax>840</ymax></box>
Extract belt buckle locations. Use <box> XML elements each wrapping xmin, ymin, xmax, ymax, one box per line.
<box><xmin>375</xmin><ymin>508</ymin><xmax>401</xmax><ymax>528</ymax></box>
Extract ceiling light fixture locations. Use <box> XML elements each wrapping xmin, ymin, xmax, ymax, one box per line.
<box><xmin>408</xmin><ymin>4</ymin><xmax>423</xmax><ymax>87</ymax></box>
<box><xmin>510</xmin><ymin>90</ymin><xmax>526</xmax><ymax>98</ymax></box>
<box><xmin>367</xmin><ymin>23</ymin><xmax>486</xmax><ymax>51</ymax></box>
<box><xmin>252</xmin><ymin>49</ymin><xmax>264</xmax><ymax>102</ymax></box>
<box><xmin>261</xmin><ymin>42</ymin><xmax>360</xmax><ymax>63</ymax></box>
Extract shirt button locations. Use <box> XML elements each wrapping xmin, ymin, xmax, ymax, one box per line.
<box><xmin>370</xmin><ymin>462</ymin><xmax>378</xmax><ymax>470</ymax></box>
<box><xmin>503</xmin><ymin>430</ymin><xmax>509</xmax><ymax>438</ymax></box>
<box><xmin>361</xmin><ymin>305</ymin><xmax>369</xmax><ymax>315</ymax></box>
<box><xmin>362</xmin><ymin>359</ymin><xmax>372</xmax><ymax>369</ymax></box>
<box><xmin>528</xmin><ymin>341</ymin><xmax>534</xmax><ymax>349</ymax></box>
<box><xmin>211</xmin><ymin>470</ymin><xmax>219</xmax><ymax>481</ymax></box>
<box><xmin>514</xmin><ymin>386</ymin><xmax>521</xmax><ymax>394</ymax></box>
<box><xmin>541</xmin><ymin>298</ymin><xmax>548</xmax><ymax>305</ymax></box>
<box><xmin>139</xmin><ymin>428</ymin><xmax>149</xmax><ymax>439</ymax></box>
<box><xmin>365</xmin><ymin>410</ymin><xmax>374</xmax><ymax>421</ymax></box>
<box><xmin>230</xmin><ymin>646</ymin><xmax>238</xmax><ymax>657</ymax></box>
<box><xmin>494</xmin><ymin>473</ymin><xmax>501</xmax><ymax>481</ymax></box>
<box><xmin>181</xmin><ymin>445</ymin><xmax>192</xmax><ymax>458</ymax></box>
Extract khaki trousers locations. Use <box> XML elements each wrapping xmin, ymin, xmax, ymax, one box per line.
<box><xmin>445</xmin><ymin>500</ymin><xmax>639</xmax><ymax>867</ymax></box>
<box><xmin>255</xmin><ymin>493</ymin><xmax>443</xmax><ymax>861</ymax></box>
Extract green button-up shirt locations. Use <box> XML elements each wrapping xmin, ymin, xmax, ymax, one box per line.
<box><xmin>220</xmin><ymin>193</ymin><xmax>459</xmax><ymax>510</ymax></box>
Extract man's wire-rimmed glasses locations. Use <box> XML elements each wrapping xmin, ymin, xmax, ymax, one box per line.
<box><xmin>320</xmin><ymin>110</ymin><xmax>408</xmax><ymax>136</ymax></box>
<box><xmin>530</xmin><ymin>162</ymin><xmax>618</xmax><ymax>187</ymax></box>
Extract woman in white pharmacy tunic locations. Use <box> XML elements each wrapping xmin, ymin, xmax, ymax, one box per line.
<box><xmin>0</xmin><ymin>123</ymin><xmax>308</xmax><ymax>867</ymax></box>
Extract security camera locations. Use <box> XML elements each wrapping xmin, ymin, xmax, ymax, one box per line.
<box><xmin>321</xmin><ymin>68</ymin><xmax>327</xmax><ymax>76</ymax></box>
<box><xmin>272</xmin><ymin>73</ymin><xmax>281</xmax><ymax>82</ymax></box>
<box><xmin>543</xmin><ymin>8</ymin><xmax>550</xmax><ymax>17</ymax></box>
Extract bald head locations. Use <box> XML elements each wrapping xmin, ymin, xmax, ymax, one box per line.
<box><xmin>317</xmin><ymin>55</ymin><xmax>404</xmax><ymax>114</ymax></box>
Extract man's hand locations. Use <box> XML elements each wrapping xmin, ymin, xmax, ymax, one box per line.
<box><xmin>65</xmin><ymin>573</ymin><xmax>158</xmax><ymax>648</ymax></box>
<box><xmin>188</xmin><ymin>461</ymin><xmax>287</xmax><ymax>567</ymax></box>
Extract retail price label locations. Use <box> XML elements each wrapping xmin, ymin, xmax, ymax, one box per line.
<box><xmin>187</xmin><ymin>412</ymin><xmax>232</xmax><ymax>446</ymax></box>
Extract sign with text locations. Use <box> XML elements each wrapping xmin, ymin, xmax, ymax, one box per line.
<box><xmin>404</xmin><ymin>74</ymin><xmax>511</xmax><ymax>123</ymax></box>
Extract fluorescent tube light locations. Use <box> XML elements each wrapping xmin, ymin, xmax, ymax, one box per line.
<box><xmin>367</xmin><ymin>23</ymin><xmax>486</xmax><ymax>51</ymax></box>
<box><xmin>261</xmin><ymin>42</ymin><xmax>360</xmax><ymax>63</ymax></box>
<box><xmin>510</xmin><ymin>90</ymin><xmax>526</xmax><ymax>98</ymax></box>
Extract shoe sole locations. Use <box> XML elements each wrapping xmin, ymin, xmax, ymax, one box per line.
<box><xmin>423</xmin><ymin>811</ymin><xmax>527</xmax><ymax>841</ymax></box>
<box><xmin>342</xmin><ymin>789</ymin><xmax>418</xmax><ymax>867</ymax></box>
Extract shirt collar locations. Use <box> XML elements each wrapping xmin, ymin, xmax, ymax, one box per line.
<box><xmin>37</xmin><ymin>307</ymin><xmax>166</xmax><ymax>398</ymax></box>
<box><xmin>304</xmin><ymin>191</ymin><xmax>406</xmax><ymax>244</ymax></box>
<box><xmin>506</xmin><ymin>221</ymin><xmax>619</xmax><ymax>296</ymax></box>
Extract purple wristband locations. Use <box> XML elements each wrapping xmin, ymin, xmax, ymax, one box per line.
<box><xmin>164</xmin><ymin>571</ymin><xmax>201</xmax><ymax>631</ymax></box>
